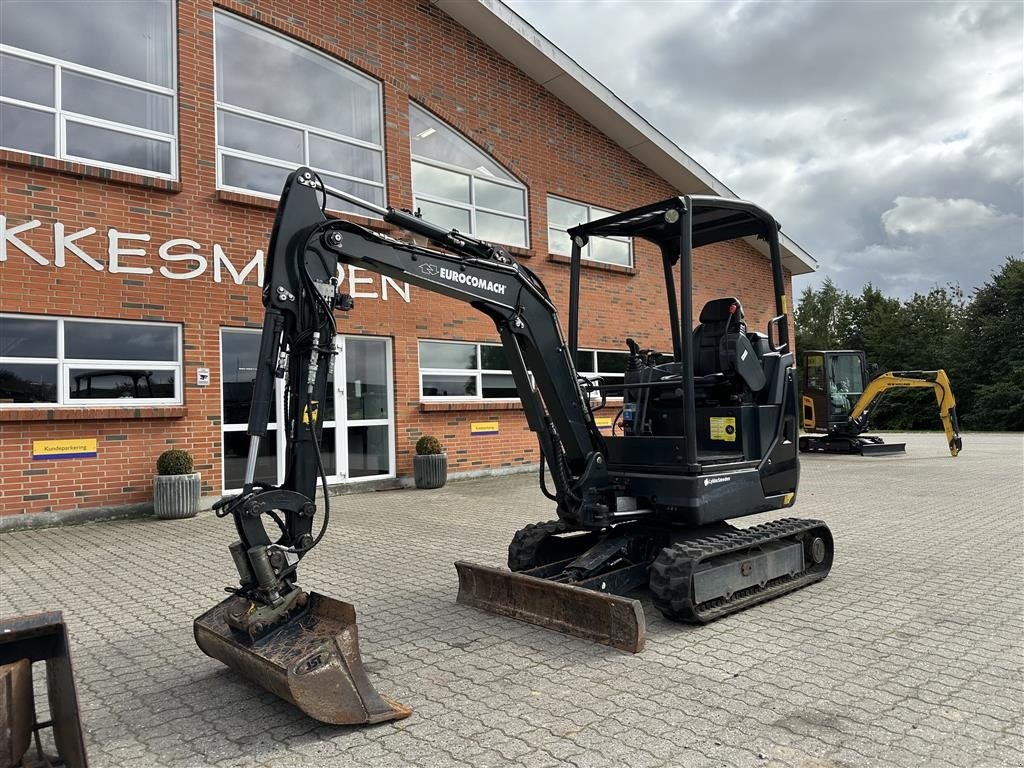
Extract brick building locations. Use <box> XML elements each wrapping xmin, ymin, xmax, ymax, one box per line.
<box><xmin>0</xmin><ymin>0</ymin><xmax>816</xmax><ymax>520</ymax></box>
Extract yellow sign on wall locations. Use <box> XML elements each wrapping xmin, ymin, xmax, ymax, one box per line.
<box><xmin>470</xmin><ymin>421</ymin><xmax>500</xmax><ymax>436</ymax></box>
<box><xmin>33</xmin><ymin>438</ymin><xmax>98</xmax><ymax>460</ymax></box>
<box><xmin>594</xmin><ymin>417</ymin><xmax>613</xmax><ymax>430</ymax></box>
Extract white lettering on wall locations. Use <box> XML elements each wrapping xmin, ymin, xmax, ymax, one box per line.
<box><xmin>213</xmin><ymin>244</ymin><xmax>263</xmax><ymax>285</ymax></box>
<box><xmin>382</xmin><ymin>276</ymin><xmax>411</xmax><ymax>302</ymax></box>
<box><xmin>159</xmin><ymin>238</ymin><xmax>207</xmax><ymax>280</ymax></box>
<box><xmin>55</xmin><ymin>224</ymin><xmax>102</xmax><ymax>270</ymax></box>
<box><xmin>0</xmin><ymin>216</ymin><xmax>46</xmax><ymax>265</ymax></box>
<box><xmin>0</xmin><ymin>214</ymin><xmax>412</xmax><ymax>302</ymax></box>
<box><xmin>347</xmin><ymin>265</ymin><xmax>378</xmax><ymax>299</ymax></box>
<box><xmin>108</xmin><ymin>229</ymin><xmax>153</xmax><ymax>275</ymax></box>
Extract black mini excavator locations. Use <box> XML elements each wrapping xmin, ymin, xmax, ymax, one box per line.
<box><xmin>194</xmin><ymin>167</ymin><xmax>834</xmax><ymax>725</ymax></box>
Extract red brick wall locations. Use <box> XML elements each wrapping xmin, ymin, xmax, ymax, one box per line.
<box><xmin>0</xmin><ymin>0</ymin><xmax>793</xmax><ymax>516</ymax></box>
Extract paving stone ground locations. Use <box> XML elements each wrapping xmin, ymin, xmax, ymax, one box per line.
<box><xmin>1</xmin><ymin>432</ymin><xmax>1022</xmax><ymax>767</ymax></box>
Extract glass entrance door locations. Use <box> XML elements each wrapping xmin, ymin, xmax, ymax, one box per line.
<box><xmin>220</xmin><ymin>330</ymin><xmax>394</xmax><ymax>491</ymax></box>
<box><xmin>338</xmin><ymin>336</ymin><xmax>393</xmax><ymax>479</ymax></box>
<box><xmin>322</xmin><ymin>335</ymin><xmax>394</xmax><ymax>482</ymax></box>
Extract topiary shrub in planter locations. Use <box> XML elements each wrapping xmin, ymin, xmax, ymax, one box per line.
<box><xmin>413</xmin><ymin>435</ymin><xmax>447</xmax><ymax>489</ymax></box>
<box><xmin>154</xmin><ymin>449</ymin><xmax>201</xmax><ymax>519</ymax></box>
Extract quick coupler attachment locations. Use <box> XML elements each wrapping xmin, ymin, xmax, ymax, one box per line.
<box><xmin>194</xmin><ymin>593</ymin><xmax>411</xmax><ymax>725</ymax></box>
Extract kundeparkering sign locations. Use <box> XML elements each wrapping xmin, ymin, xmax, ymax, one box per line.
<box><xmin>0</xmin><ymin>215</ymin><xmax>411</xmax><ymax>301</ymax></box>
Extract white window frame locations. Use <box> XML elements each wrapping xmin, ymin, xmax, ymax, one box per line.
<box><xmin>212</xmin><ymin>11</ymin><xmax>386</xmax><ymax>211</ymax></box>
<box><xmin>576</xmin><ymin>348</ymin><xmax>629</xmax><ymax>401</ymax></box>
<box><xmin>0</xmin><ymin>33</ymin><xmax>178</xmax><ymax>181</ymax></box>
<box><xmin>336</xmin><ymin>335</ymin><xmax>397</xmax><ymax>484</ymax></box>
<box><xmin>547</xmin><ymin>195</ymin><xmax>633</xmax><ymax>268</ymax></box>
<box><xmin>219</xmin><ymin>329</ymin><xmax>396</xmax><ymax>492</ymax></box>
<box><xmin>220</xmin><ymin>327</ymin><xmax>284</xmax><ymax>492</ymax></box>
<box><xmin>0</xmin><ymin>314</ymin><xmax>183</xmax><ymax>407</ymax></box>
<box><xmin>418</xmin><ymin>339</ymin><xmax>527</xmax><ymax>402</ymax></box>
<box><xmin>410</xmin><ymin>107</ymin><xmax>529</xmax><ymax>248</ymax></box>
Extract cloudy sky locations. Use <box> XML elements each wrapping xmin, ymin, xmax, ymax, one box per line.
<box><xmin>506</xmin><ymin>0</ymin><xmax>1023</xmax><ymax>298</ymax></box>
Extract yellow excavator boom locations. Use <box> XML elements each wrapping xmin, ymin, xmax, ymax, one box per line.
<box><xmin>849</xmin><ymin>370</ymin><xmax>962</xmax><ymax>457</ymax></box>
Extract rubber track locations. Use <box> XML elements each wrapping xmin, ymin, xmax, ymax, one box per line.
<box><xmin>508</xmin><ymin>520</ymin><xmax>568</xmax><ymax>571</ymax></box>
<box><xmin>650</xmin><ymin>517</ymin><xmax>832</xmax><ymax>624</ymax></box>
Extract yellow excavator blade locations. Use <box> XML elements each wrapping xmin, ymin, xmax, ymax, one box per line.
<box><xmin>194</xmin><ymin>592</ymin><xmax>410</xmax><ymax>725</ymax></box>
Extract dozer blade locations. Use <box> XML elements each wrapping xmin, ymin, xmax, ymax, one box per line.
<box><xmin>858</xmin><ymin>440</ymin><xmax>906</xmax><ymax>456</ymax></box>
<box><xmin>194</xmin><ymin>592</ymin><xmax>410</xmax><ymax>725</ymax></box>
<box><xmin>454</xmin><ymin>561</ymin><xmax>645</xmax><ymax>653</ymax></box>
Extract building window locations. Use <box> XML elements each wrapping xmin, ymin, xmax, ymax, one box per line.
<box><xmin>419</xmin><ymin>340</ymin><xmax>522</xmax><ymax>400</ymax></box>
<box><xmin>213</xmin><ymin>11</ymin><xmax>385</xmax><ymax>216</ymax></box>
<box><xmin>221</xmin><ymin>329</ymin><xmax>395</xmax><ymax>491</ymax></box>
<box><xmin>0</xmin><ymin>0</ymin><xmax>177</xmax><ymax>178</ymax></box>
<box><xmin>410</xmin><ymin>104</ymin><xmax>528</xmax><ymax>248</ymax></box>
<box><xmin>221</xmin><ymin>328</ymin><xmax>280</xmax><ymax>489</ymax></box>
<box><xmin>575</xmin><ymin>349</ymin><xmax>629</xmax><ymax>393</ymax></box>
<box><xmin>0</xmin><ymin>315</ymin><xmax>182</xmax><ymax>406</ymax></box>
<box><xmin>548</xmin><ymin>196</ymin><xmax>633</xmax><ymax>267</ymax></box>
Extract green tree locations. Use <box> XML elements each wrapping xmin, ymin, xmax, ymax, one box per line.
<box><xmin>795</xmin><ymin>259</ymin><xmax>1021</xmax><ymax>431</ymax></box>
<box><xmin>794</xmin><ymin>277</ymin><xmax>852</xmax><ymax>353</ymax></box>
<box><xmin>863</xmin><ymin>286</ymin><xmax>964</xmax><ymax>429</ymax></box>
<box><xmin>953</xmin><ymin>257</ymin><xmax>1024</xmax><ymax>430</ymax></box>
<box><xmin>843</xmin><ymin>284</ymin><xmax>901</xmax><ymax>356</ymax></box>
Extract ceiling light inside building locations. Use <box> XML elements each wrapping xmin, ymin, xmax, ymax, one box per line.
<box><xmin>415</xmin><ymin>127</ymin><xmax>436</xmax><ymax>140</ymax></box>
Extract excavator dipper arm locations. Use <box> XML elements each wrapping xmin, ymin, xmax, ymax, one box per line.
<box><xmin>849</xmin><ymin>370</ymin><xmax>962</xmax><ymax>456</ymax></box>
<box><xmin>193</xmin><ymin>171</ymin><xmax>418</xmax><ymax>725</ymax></box>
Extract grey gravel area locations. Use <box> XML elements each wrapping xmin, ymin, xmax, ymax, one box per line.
<box><xmin>1</xmin><ymin>432</ymin><xmax>1022</xmax><ymax>767</ymax></box>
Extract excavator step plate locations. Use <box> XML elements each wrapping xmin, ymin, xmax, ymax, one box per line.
<box><xmin>454</xmin><ymin>561</ymin><xmax>646</xmax><ymax>653</ymax></box>
<box><xmin>194</xmin><ymin>592</ymin><xmax>410</xmax><ymax>725</ymax></box>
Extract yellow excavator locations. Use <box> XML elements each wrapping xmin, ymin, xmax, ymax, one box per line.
<box><xmin>799</xmin><ymin>350</ymin><xmax>962</xmax><ymax>456</ymax></box>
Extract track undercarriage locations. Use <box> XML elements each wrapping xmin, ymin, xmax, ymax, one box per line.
<box><xmin>799</xmin><ymin>434</ymin><xmax>906</xmax><ymax>455</ymax></box>
<box><xmin>456</xmin><ymin>517</ymin><xmax>834</xmax><ymax>652</ymax></box>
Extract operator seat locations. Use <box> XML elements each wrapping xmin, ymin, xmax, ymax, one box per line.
<box><xmin>692</xmin><ymin>298</ymin><xmax>766</xmax><ymax>397</ymax></box>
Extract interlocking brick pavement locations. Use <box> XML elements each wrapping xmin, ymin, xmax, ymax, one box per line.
<box><xmin>1</xmin><ymin>432</ymin><xmax>1022</xmax><ymax>767</ymax></box>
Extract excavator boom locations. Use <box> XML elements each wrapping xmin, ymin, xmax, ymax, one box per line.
<box><xmin>849</xmin><ymin>370</ymin><xmax>962</xmax><ymax>456</ymax></box>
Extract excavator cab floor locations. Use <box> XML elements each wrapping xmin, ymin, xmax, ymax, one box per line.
<box><xmin>194</xmin><ymin>592</ymin><xmax>410</xmax><ymax>725</ymax></box>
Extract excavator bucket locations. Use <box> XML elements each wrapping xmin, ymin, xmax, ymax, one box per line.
<box><xmin>194</xmin><ymin>592</ymin><xmax>410</xmax><ymax>725</ymax></box>
<box><xmin>454</xmin><ymin>561</ymin><xmax>646</xmax><ymax>653</ymax></box>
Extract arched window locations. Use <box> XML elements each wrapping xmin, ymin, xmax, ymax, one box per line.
<box><xmin>214</xmin><ymin>12</ymin><xmax>385</xmax><ymax>215</ymax></box>
<box><xmin>410</xmin><ymin>104</ymin><xmax>528</xmax><ymax>247</ymax></box>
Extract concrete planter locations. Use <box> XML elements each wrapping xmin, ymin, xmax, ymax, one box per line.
<box><xmin>413</xmin><ymin>454</ymin><xmax>447</xmax><ymax>489</ymax></box>
<box><xmin>153</xmin><ymin>472</ymin><xmax>201</xmax><ymax>519</ymax></box>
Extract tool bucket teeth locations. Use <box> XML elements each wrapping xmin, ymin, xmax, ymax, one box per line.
<box><xmin>194</xmin><ymin>592</ymin><xmax>410</xmax><ymax>725</ymax></box>
<box><xmin>454</xmin><ymin>561</ymin><xmax>646</xmax><ymax>653</ymax></box>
